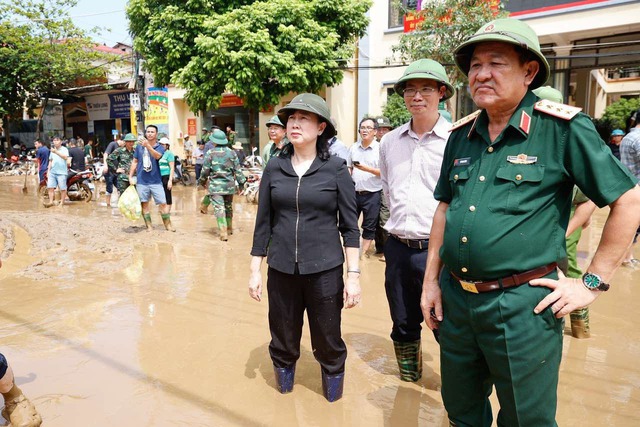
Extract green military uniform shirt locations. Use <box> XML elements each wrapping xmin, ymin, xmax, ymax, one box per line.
<box><xmin>198</xmin><ymin>146</ymin><xmax>246</xmax><ymax>195</ymax></box>
<box><xmin>435</xmin><ymin>91</ymin><xmax>637</xmax><ymax>280</ymax></box>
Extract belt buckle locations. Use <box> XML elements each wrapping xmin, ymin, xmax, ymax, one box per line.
<box><xmin>459</xmin><ymin>279</ymin><xmax>479</xmax><ymax>294</ymax></box>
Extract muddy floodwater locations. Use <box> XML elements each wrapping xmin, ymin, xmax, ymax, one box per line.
<box><xmin>1</xmin><ymin>175</ymin><xmax>640</xmax><ymax>426</ymax></box>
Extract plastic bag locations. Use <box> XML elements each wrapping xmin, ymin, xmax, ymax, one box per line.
<box><xmin>118</xmin><ymin>185</ymin><xmax>142</xmax><ymax>221</ymax></box>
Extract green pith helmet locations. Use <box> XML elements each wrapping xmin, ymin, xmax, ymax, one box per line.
<box><xmin>454</xmin><ymin>18</ymin><xmax>550</xmax><ymax>90</ymax></box>
<box><xmin>123</xmin><ymin>133</ymin><xmax>137</xmax><ymax>142</ymax></box>
<box><xmin>376</xmin><ymin>116</ymin><xmax>393</xmax><ymax>129</ymax></box>
<box><xmin>393</xmin><ymin>59</ymin><xmax>454</xmax><ymax>101</ymax></box>
<box><xmin>209</xmin><ymin>129</ymin><xmax>229</xmax><ymax>145</ymax></box>
<box><xmin>533</xmin><ymin>86</ymin><xmax>563</xmax><ymax>103</ymax></box>
<box><xmin>265</xmin><ymin>115</ymin><xmax>284</xmax><ymax>128</ymax></box>
<box><xmin>277</xmin><ymin>93</ymin><xmax>336</xmax><ymax>137</ymax></box>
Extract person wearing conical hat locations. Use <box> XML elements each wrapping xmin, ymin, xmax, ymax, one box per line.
<box><xmin>421</xmin><ymin>18</ymin><xmax>640</xmax><ymax>426</ymax></box>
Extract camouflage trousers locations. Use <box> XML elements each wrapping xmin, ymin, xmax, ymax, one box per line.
<box><xmin>210</xmin><ymin>194</ymin><xmax>234</xmax><ymax>219</ymax></box>
<box><xmin>115</xmin><ymin>175</ymin><xmax>131</xmax><ymax>195</ymax></box>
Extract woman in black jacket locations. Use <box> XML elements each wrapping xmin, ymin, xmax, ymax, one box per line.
<box><xmin>249</xmin><ymin>93</ymin><xmax>360</xmax><ymax>402</ymax></box>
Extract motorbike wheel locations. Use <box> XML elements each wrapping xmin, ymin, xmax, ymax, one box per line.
<box><xmin>181</xmin><ymin>172</ymin><xmax>192</xmax><ymax>186</ymax></box>
<box><xmin>79</xmin><ymin>183</ymin><xmax>93</xmax><ymax>203</ymax></box>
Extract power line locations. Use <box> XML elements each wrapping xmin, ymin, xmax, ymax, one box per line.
<box><xmin>15</xmin><ymin>9</ymin><xmax>125</xmax><ymax>23</ymax></box>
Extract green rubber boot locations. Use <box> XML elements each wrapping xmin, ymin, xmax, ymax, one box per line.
<box><xmin>393</xmin><ymin>340</ymin><xmax>423</xmax><ymax>382</ymax></box>
<box><xmin>217</xmin><ymin>217</ymin><xmax>228</xmax><ymax>241</ymax></box>
<box><xmin>143</xmin><ymin>213</ymin><xmax>152</xmax><ymax>230</ymax></box>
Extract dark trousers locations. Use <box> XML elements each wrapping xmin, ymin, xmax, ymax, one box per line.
<box><xmin>267</xmin><ymin>265</ymin><xmax>346</xmax><ymax>375</ymax></box>
<box><xmin>195</xmin><ymin>163</ymin><xmax>203</xmax><ymax>181</ymax></box>
<box><xmin>356</xmin><ymin>190</ymin><xmax>381</xmax><ymax>240</ymax></box>
<box><xmin>161</xmin><ymin>175</ymin><xmax>173</xmax><ymax>205</ymax></box>
<box><xmin>375</xmin><ymin>191</ymin><xmax>389</xmax><ymax>253</ymax></box>
<box><xmin>383</xmin><ymin>236</ymin><xmax>427</xmax><ymax>342</ymax></box>
<box><xmin>440</xmin><ymin>271</ymin><xmax>563</xmax><ymax>427</ymax></box>
<box><xmin>105</xmin><ymin>171</ymin><xmax>117</xmax><ymax>194</ymax></box>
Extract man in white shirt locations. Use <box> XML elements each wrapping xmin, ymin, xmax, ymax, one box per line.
<box><xmin>348</xmin><ymin>117</ymin><xmax>382</xmax><ymax>257</ymax></box>
<box><xmin>379</xmin><ymin>59</ymin><xmax>454</xmax><ymax>382</ymax></box>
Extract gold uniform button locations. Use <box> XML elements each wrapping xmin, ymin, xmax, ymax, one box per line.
<box><xmin>469</xmin><ymin>205</ymin><xmax>476</xmax><ymax>212</ymax></box>
<box><xmin>461</xmin><ymin>236</ymin><xmax>468</xmax><ymax>243</ymax></box>
<box><xmin>516</xmin><ymin>174</ymin><xmax>523</xmax><ymax>181</ymax></box>
<box><xmin>454</xmin><ymin>174</ymin><xmax>459</xmax><ymax>180</ymax></box>
<box><xmin>461</xmin><ymin>267</ymin><xmax>468</xmax><ymax>273</ymax></box>
<box><xmin>479</xmin><ymin>176</ymin><xmax>485</xmax><ymax>182</ymax></box>
<box><xmin>487</xmin><ymin>146</ymin><xmax>494</xmax><ymax>153</ymax></box>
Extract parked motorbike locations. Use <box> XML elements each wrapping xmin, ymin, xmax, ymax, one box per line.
<box><xmin>241</xmin><ymin>168</ymin><xmax>262</xmax><ymax>204</ymax></box>
<box><xmin>243</xmin><ymin>147</ymin><xmax>263</xmax><ymax>169</ymax></box>
<box><xmin>39</xmin><ymin>169</ymin><xmax>94</xmax><ymax>202</ymax></box>
<box><xmin>90</xmin><ymin>158</ymin><xmax>105</xmax><ymax>182</ymax></box>
<box><xmin>174</xmin><ymin>156</ymin><xmax>192</xmax><ymax>186</ymax></box>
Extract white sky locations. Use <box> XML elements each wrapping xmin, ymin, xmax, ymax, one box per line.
<box><xmin>67</xmin><ymin>0</ymin><xmax>130</xmax><ymax>46</ymax></box>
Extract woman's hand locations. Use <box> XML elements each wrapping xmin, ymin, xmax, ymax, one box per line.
<box><xmin>167</xmin><ymin>179</ymin><xmax>173</xmax><ymax>190</ymax></box>
<box><xmin>343</xmin><ymin>272</ymin><xmax>361</xmax><ymax>309</ymax></box>
<box><xmin>249</xmin><ymin>271</ymin><xmax>262</xmax><ymax>302</ymax></box>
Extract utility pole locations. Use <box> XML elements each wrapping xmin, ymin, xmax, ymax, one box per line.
<box><xmin>134</xmin><ymin>50</ymin><xmax>146</xmax><ymax>135</ymax></box>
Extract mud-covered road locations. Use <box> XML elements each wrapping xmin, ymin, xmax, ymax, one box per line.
<box><xmin>1</xmin><ymin>175</ymin><xmax>639</xmax><ymax>426</ymax></box>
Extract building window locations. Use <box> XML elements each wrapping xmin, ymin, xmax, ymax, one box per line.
<box><xmin>389</xmin><ymin>0</ymin><xmax>419</xmax><ymax>29</ymax></box>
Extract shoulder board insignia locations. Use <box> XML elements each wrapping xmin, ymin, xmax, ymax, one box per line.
<box><xmin>451</xmin><ymin>110</ymin><xmax>482</xmax><ymax>132</ymax></box>
<box><xmin>534</xmin><ymin>100</ymin><xmax>582</xmax><ymax>121</ymax></box>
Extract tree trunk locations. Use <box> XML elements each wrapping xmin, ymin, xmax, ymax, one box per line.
<box><xmin>248</xmin><ymin>107</ymin><xmax>257</xmax><ymax>152</ymax></box>
<box><xmin>2</xmin><ymin>115</ymin><xmax>11</xmax><ymax>153</ymax></box>
<box><xmin>36</xmin><ymin>96</ymin><xmax>49</xmax><ymax>140</ymax></box>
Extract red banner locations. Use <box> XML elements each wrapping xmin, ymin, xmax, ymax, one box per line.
<box><xmin>187</xmin><ymin>118</ymin><xmax>197</xmax><ymax>135</ymax></box>
<box><xmin>219</xmin><ymin>94</ymin><xmax>244</xmax><ymax>108</ymax></box>
<box><xmin>404</xmin><ymin>13</ymin><xmax>425</xmax><ymax>33</ymax></box>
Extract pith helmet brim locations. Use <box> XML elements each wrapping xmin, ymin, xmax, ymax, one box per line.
<box><xmin>454</xmin><ymin>18</ymin><xmax>550</xmax><ymax>90</ymax></box>
<box><xmin>393</xmin><ymin>59</ymin><xmax>455</xmax><ymax>101</ymax></box>
<box><xmin>277</xmin><ymin>93</ymin><xmax>336</xmax><ymax>138</ymax></box>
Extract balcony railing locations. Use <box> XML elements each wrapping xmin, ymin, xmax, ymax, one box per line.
<box><xmin>606</xmin><ymin>67</ymin><xmax>640</xmax><ymax>80</ymax></box>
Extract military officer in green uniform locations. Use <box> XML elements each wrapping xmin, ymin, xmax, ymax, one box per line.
<box><xmin>107</xmin><ymin>133</ymin><xmax>136</xmax><ymax>195</ymax></box>
<box><xmin>198</xmin><ymin>129</ymin><xmax>247</xmax><ymax>241</ymax></box>
<box><xmin>420</xmin><ymin>18</ymin><xmax>640</xmax><ymax>426</ymax></box>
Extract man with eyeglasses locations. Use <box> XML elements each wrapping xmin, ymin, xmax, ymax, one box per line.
<box><xmin>378</xmin><ymin>59</ymin><xmax>454</xmax><ymax>382</ymax></box>
<box><xmin>348</xmin><ymin>117</ymin><xmax>382</xmax><ymax>258</ymax></box>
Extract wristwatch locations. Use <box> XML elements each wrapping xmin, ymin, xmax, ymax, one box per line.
<box><xmin>582</xmin><ymin>272</ymin><xmax>610</xmax><ymax>292</ymax></box>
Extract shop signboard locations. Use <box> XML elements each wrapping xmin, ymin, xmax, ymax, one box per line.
<box><xmin>145</xmin><ymin>87</ymin><xmax>169</xmax><ymax>135</ymax></box>
<box><xmin>85</xmin><ymin>92</ymin><xmax>131</xmax><ymax>121</ymax></box>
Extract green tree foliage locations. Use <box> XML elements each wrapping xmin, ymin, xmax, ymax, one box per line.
<box><xmin>127</xmin><ymin>0</ymin><xmax>372</xmax><ymax>112</ymax></box>
<box><xmin>0</xmin><ymin>0</ymin><xmax>105</xmax><ymax>138</ymax></box>
<box><xmin>382</xmin><ymin>93</ymin><xmax>411</xmax><ymax>128</ymax></box>
<box><xmin>601</xmin><ymin>97</ymin><xmax>640</xmax><ymax>131</ymax></box>
<box><xmin>392</xmin><ymin>0</ymin><xmax>508</xmax><ymax>89</ymax></box>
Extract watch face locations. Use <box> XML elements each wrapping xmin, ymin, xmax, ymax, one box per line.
<box><xmin>583</xmin><ymin>273</ymin><xmax>601</xmax><ymax>289</ymax></box>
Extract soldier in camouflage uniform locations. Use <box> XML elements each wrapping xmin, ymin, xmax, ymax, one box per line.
<box><xmin>198</xmin><ymin>129</ymin><xmax>247</xmax><ymax>241</ymax></box>
<box><xmin>107</xmin><ymin>133</ymin><xmax>136</xmax><ymax>195</ymax></box>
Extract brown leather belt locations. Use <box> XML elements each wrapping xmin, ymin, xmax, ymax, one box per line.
<box><xmin>451</xmin><ymin>262</ymin><xmax>558</xmax><ymax>293</ymax></box>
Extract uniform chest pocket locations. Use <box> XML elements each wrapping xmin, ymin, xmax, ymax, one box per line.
<box><xmin>448</xmin><ymin>164</ymin><xmax>475</xmax><ymax>210</ymax></box>
<box><xmin>488</xmin><ymin>164</ymin><xmax>545</xmax><ymax>214</ymax></box>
